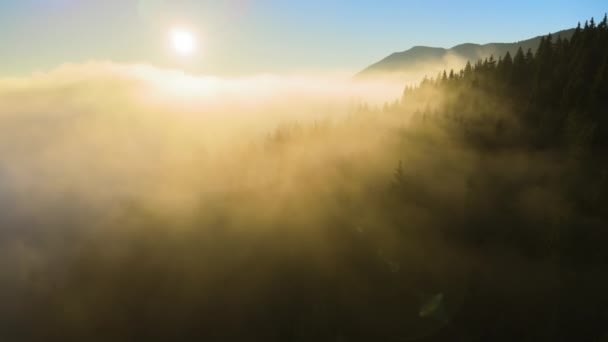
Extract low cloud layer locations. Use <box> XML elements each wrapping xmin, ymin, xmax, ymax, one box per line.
<box><xmin>0</xmin><ymin>62</ymin><xmax>404</xmax><ymax>211</ymax></box>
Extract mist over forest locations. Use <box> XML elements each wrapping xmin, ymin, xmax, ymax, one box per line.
<box><xmin>2</xmin><ymin>15</ymin><xmax>608</xmax><ymax>342</ymax></box>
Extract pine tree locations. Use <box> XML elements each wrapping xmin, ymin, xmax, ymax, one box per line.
<box><xmin>488</xmin><ymin>55</ymin><xmax>496</xmax><ymax>69</ymax></box>
<box><xmin>464</xmin><ymin>61</ymin><xmax>473</xmax><ymax>77</ymax></box>
<box><xmin>503</xmin><ymin>51</ymin><xmax>513</xmax><ymax>66</ymax></box>
<box><xmin>514</xmin><ymin>47</ymin><xmax>525</xmax><ymax>66</ymax></box>
<box><xmin>600</xmin><ymin>14</ymin><xmax>608</xmax><ymax>29</ymax></box>
<box><xmin>525</xmin><ymin>48</ymin><xmax>534</xmax><ymax>64</ymax></box>
<box><xmin>393</xmin><ymin>160</ymin><xmax>405</xmax><ymax>186</ymax></box>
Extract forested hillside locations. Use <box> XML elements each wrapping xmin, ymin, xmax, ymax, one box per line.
<box><xmin>401</xmin><ymin>16</ymin><xmax>608</xmax><ymax>151</ymax></box>
<box><xmin>368</xmin><ymin>16</ymin><xmax>608</xmax><ymax>340</ymax></box>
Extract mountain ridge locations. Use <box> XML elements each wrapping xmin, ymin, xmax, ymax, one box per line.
<box><xmin>357</xmin><ymin>28</ymin><xmax>576</xmax><ymax>80</ymax></box>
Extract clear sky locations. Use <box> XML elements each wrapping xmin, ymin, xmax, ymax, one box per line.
<box><xmin>0</xmin><ymin>0</ymin><xmax>605</xmax><ymax>76</ymax></box>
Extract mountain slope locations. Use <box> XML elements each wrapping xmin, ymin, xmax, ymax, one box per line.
<box><xmin>357</xmin><ymin>28</ymin><xmax>575</xmax><ymax>80</ymax></box>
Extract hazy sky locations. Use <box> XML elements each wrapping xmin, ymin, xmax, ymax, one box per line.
<box><xmin>0</xmin><ymin>0</ymin><xmax>605</xmax><ymax>76</ymax></box>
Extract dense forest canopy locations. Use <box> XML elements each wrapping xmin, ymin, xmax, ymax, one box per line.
<box><xmin>402</xmin><ymin>15</ymin><xmax>608</xmax><ymax>151</ymax></box>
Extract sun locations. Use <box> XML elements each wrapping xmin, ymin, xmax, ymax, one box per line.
<box><xmin>170</xmin><ymin>28</ymin><xmax>196</xmax><ymax>56</ymax></box>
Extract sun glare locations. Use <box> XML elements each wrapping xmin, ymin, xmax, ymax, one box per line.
<box><xmin>170</xmin><ymin>28</ymin><xmax>196</xmax><ymax>56</ymax></box>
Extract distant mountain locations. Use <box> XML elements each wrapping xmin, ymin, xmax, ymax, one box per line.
<box><xmin>357</xmin><ymin>28</ymin><xmax>575</xmax><ymax>80</ymax></box>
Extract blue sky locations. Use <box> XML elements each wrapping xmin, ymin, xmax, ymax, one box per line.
<box><xmin>0</xmin><ymin>0</ymin><xmax>605</xmax><ymax>76</ymax></box>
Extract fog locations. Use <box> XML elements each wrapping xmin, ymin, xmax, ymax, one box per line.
<box><xmin>0</xmin><ymin>61</ymin><xmax>602</xmax><ymax>341</ymax></box>
<box><xmin>0</xmin><ymin>63</ymin><xmax>401</xmax><ymax>209</ymax></box>
<box><xmin>358</xmin><ymin>51</ymin><xmax>471</xmax><ymax>84</ymax></box>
